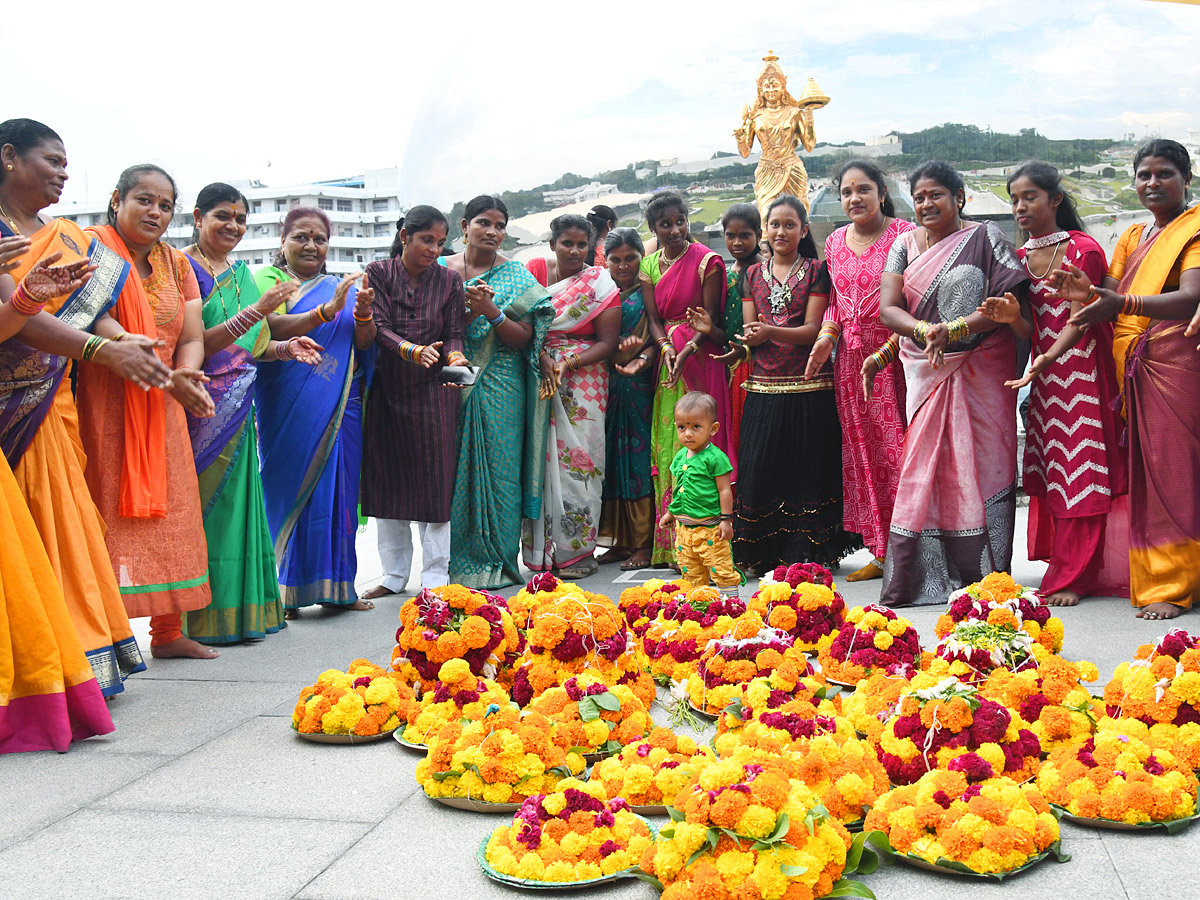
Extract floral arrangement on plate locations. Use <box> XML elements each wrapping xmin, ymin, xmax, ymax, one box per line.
<box><xmin>400</xmin><ymin>658</ymin><xmax>511</xmax><ymax>747</ymax></box>
<box><xmin>617</xmin><ymin>577</ymin><xmax>693</xmax><ymax>640</ymax></box>
<box><xmin>747</xmin><ymin>562</ymin><xmax>846</xmax><ymax>653</ymax></box>
<box><xmin>818</xmin><ymin>604</ymin><xmax>922</xmax><ymax>685</ymax></box>
<box><xmin>507</xmin><ymin>573</ymin><xmax>604</xmax><ymax>631</ymax></box>
<box><xmin>482</xmin><ymin>780</ymin><xmax>655</xmax><ymax>882</ymax></box>
<box><xmin>509</xmin><ymin>594</ymin><xmax>653</xmax><ymax>708</ymax></box>
<box><xmin>981</xmin><ymin>654</ymin><xmax>1101</xmax><ymax>753</ymax></box>
<box><xmin>877</xmin><ymin>678</ymin><xmax>1041</xmax><ymax>785</ymax></box>
<box><xmin>933</xmin><ymin>621</ymin><xmax>1038</xmax><ymax>683</ymax></box>
<box><xmin>719</xmin><ymin>740</ymin><xmax>890</xmax><ymax>827</ymax></box>
<box><xmin>715</xmin><ymin>672</ymin><xmax>840</xmax><ymax>737</ymax></box>
<box><xmin>864</xmin><ymin>761</ymin><xmax>1063</xmax><ymax>875</ymax></box>
<box><xmin>684</xmin><ymin>617</ymin><xmax>812</xmax><ymax>715</ymax></box>
<box><xmin>529</xmin><ymin>673</ymin><xmax>653</xmax><ymax>756</ymax></box>
<box><xmin>641</xmin><ymin>586</ymin><xmax>750</xmax><ymax>683</ymax></box>
<box><xmin>841</xmin><ymin>670</ymin><xmax>927</xmax><ymax>746</ymax></box>
<box><xmin>416</xmin><ymin>706</ymin><xmax>585</xmax><ymax>804</ymax></box>
<box><xmin>1036</xmin><ymin>718</ymin><xmax>1199</xmax><ymax>825</ymax></box>
<box><xmin>712</xmin><ymin>707</ymin><xmax>856</xmax><ymax>758</ymax></box>
<box><xmin>639</xmin><ymin>758</ymin><xmax>857</xmax><ymax>900</ymax></box>
<box><xmin>589</xmin><ymin>728</ymin><xmax>716</xmax><ymax>809</ymax></box>
<box><xmin>1103</xmin><ymin>628</ymin><xmax>1200</xmax><ymax>726</ymax></box>
<box><xmin>391</xmin><ymin>585</ymin><xmax>520</xmax><ymax>690</ymax></box>
<box><xmin>936</xmin><ymin>571</ymin><xmax>1063</xmax><ymax>654</ymax></box>
<box><xmin>292</xmin><ymin>659</ymin><xmax>412</xmax><ymax>736</ymax></box>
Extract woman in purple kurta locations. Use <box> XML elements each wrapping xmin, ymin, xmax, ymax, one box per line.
<box><xmin>361</xmin><ymin>207</ymin><xmax>465</xmax><ymax>595</ymax></box>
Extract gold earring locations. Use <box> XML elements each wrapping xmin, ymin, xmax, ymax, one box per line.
<box><xmin>5</xmin><ymin>165</ymin><xmax>12</xmax><ymax>171</ymax></box>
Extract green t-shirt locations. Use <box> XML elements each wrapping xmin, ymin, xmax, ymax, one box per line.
<box><xmin>668</xmin><ymin>442</ymin><xmax>733</xmax><ymax>520</ymax></box>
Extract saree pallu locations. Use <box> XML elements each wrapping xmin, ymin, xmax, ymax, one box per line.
<box><xmin>0</xmin><ymin>453</ymin><xmax>113</xmax><ymax>752</ymax></box>
<box><xmin>255</xmin><ymin>273</ymin><xmax>376</xmax><ymax>609</ymax></box>
<box><xmin>78</xmin><ymin>241</ymin><xmax>211</xmax><ymax>619</ymax></box>
<box><xmin>600</xmin><ymin>287</ymin><xmax>655</xmax><ymax>552</ymax></box>
<box><xmin>1125</xmin><ymin>323</ymin><xmax>1200</xmax><ymax>609</ymax></box>
<box><xmin>449</xmin><ymin>261</ymin><xmax>553</xmax><ymax>589</ymax></box>
<box><xmin>724</xmin><ymin>267</ymin><xmax>750</xmax><ymax>460</ymax></box>
<box><xmin>880</xmin><ymin>222</ymin><xmax>1027</xmax><ymax>606</ymax></box>
<box><xmin>0</xmin><ymin>219</ymin><xmax>145</xmax><ymax>695</ymax></box>
<box><xmin>186</xmin><ymin>260</ymin><xmax>284</xmax><ymax>642</ymax></box>
<box><xmin>522</xmin><ymin>266</ymin><xmax>620</xmax><ymax>571</ymax></box>
<box><xmin>644</xmin><ymin>244</ymin><xmax>731</xmax><ymax>564</ymax></box>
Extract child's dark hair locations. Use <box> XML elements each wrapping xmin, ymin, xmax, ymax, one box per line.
<box><xmin>764</xmin><ymin>194</ymin><xmax>818</xmax><ymax>259</ymax></box>
<box><xmin>1006</xmin><ymin>161</ymin><xmax>1086</xmax><ymax>234</ymax></box>
<box><xmin>674</xmin><ymin>390</ymin><xmax>718</xmax><ymax>420</ymax></box>
<box><xmin>834</xmin><ymin>159</ymin><xmax>896</xmax><ymax>218</ymax></box>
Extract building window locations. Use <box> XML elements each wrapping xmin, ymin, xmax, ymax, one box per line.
<box><xmin>339</xmin><ymin>227</ymin><xmax>353</xmax><ymax>237</ymax></box>
<box><xmin>374</xmin><ymin>251</ymin><xmax>388</xmax><ymax>260</ymax></box>
<box><xmin>343</xmin><ymin>249</ymin><xmax>356</xmax><ymax>260</ymax></box>
<box><xmin>289</xmin><ymin>198</ymin><xmax>300</xmax><ymax>207</ymax></box>
<box><xmin>318</xmin><ymin>198</ymin><xmax>333</xmax><ymax>210</ymax></box>
<box><xmin>275</xmin><ymin>199</ymin><xmax>286</xmax><ymax>211</ymax></box>
<box><xmin>371</xmin><ymin>198</ymin><xmax>389</xmax><ymax>211</ymax></box>
<box><xmin>357</xmin><ymin>255</ymin><xmax>364</xmax><ymax>262</ymax></box>
<box><xmin>337</xmin><ymin>199</ymin><xmax>352</xmax><ymax>212</ymax></box>
<box><xmin>252</xmin><ymin>201</ymin><xmax>261</xmax><ymax>213</ymax></box>
<box><xmin>253</xmin><ymin>257</ymin><xmax>263</xmax><ymax>264</ymax></box>
<box><xmin>374</xmin><ymin>223</ymin><xmax>390</xmax><ymax>236</ymax></box>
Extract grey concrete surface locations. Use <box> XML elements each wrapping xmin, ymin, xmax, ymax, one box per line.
<box><xmin>1</xmin><ymin>512</ymin><xmax>1193</xmax><ymax>899</ymax></box>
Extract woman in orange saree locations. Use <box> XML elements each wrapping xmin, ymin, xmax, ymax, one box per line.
<box><xmin>0</xmin><ymin>119</ymin><xmax>173</xmax><ymax>694</ymax></box>
<box><xmin>0</xmin><ymin>239</ymin><xmax>114</xmax><ymax>751</ymax></box>
<box><xmin>77</xmin><ymin>164</ymin><xmax>219</xmax><ymax>659</ymax></box>
<box><xmin>1058</xmin><ymin>139</ymin><xmax>1200</xmax><ymax>621</ymax></box>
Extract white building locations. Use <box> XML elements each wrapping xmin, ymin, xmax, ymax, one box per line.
<box><xmin>48</xmin><ymin>167</ymin><xmax>405</xmax><ymax>275</ymax></box>
<box><xmin>542</xmin><ymin>182</ymin><xmax>618</xmax><ymax>206</ymax></box>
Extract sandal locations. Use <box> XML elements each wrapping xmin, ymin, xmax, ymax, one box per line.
<box><xmin>620</xmin><ymin>552</ymin><xmax>651</xmax><ymax>571</ymax></box>
<box><xmin>557</xmin><ymin>560</ymin><xmax>599</xmax><ymax>580</ymax></box>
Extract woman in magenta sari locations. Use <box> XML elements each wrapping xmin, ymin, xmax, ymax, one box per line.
<box><xmin>640</xmin><ymin>192</ymin><xmax>730</xmax><ymax>567</ymax></box>
<box><xmin>523</xmin><ymin>214</ymin><xmax>621</xmax><ymax>578</ymax></box>
<box><xmin>1056</xmin><ymin>139</ymin><xmax>1200</xmax><ymax>620</ymax></box>
<box><xmin>878</xmin><ymin>162</ymin><xmax>1028</xmax><ymax>606</ymax></box>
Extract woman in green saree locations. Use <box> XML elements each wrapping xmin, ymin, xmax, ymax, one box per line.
<box><xmin>443</xmin><ymin>196</ymin><xmax>553</xmax><ymax>588</ymax></box>
<box><xmin>183</xmin><ymin>183</ymin><xmax>322</xmax><ymax>642</ymax></box>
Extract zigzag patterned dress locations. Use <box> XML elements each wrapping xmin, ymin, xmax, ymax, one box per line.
<box><xmin>1020</xmin><ymin>231</ymin><xmax>1128</xmax><ymax>597</ymax></box>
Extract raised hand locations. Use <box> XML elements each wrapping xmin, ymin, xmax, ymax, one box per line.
<box><xmin>977</xmin><ymin>292</ymin><xmax>1020</xmax><ymax>324</ymax></box>
<box><xmin>686</xmin><ymin>306</ymin><xmax>713</xmax><ymax>335</ymax></box>
<box><xmin>327</xmin><ymin>273</ymin><xmax>361</xmax><ymax>315</ymax></box>
<box><xmin>290</xmin><ymin>335</ymin><xmax>324</xmax><ymax>366</ymax></box>
<box><xmin>1046</xmin><ymin>261</ymin><xmax>1093</xmax><ymax>303</ymax></box>
<box><xmin>254</xmin><ymin>279</ymin><xmax>298</xmax><ymax>315</ymax></box>
<box><xmin>168</xmin><ymin>366</ymin><xmax>215</xmax><ymax>417</ymax></box>
<box><xmin>418</xmin><ymin>340</ymin><xmax>443</xmax><ymax>369</ymax></box>
<box><xmin>464</xmin><ymin>282</ymin><xmax>497</xmax><ymax>321</ymax></box>
<box><xmin>618</xmin><ymin>334</ymin><xmax>642</xmax><ymax>354</ymax></box>
<box><xmin>354</xmin><ymin>273</ymin><xmax>374</xmax><ymax>320</ymax></box>
<box><xmin>0</xmin><ymin>235</ymin><xmax>31</xmax><ymax>275</ymax></box>
<box><xmin>20</xmin><ymin>253</ymin><xmax>97</xmax><ymax>301</ymax></box>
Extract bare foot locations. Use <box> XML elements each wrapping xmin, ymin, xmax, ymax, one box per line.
<box><xmin>360</xmin><ymin>584</ymin><xmax>398</xmax><ymax>600</ymax></box>
<box><xmin>620</xmin><ymin>550</ymin><xmax>652</xmax><ymax>570</ymax></box>
<box><xmin>1044</xmin><ymin>590</ymin><xmax>1081</xmax><ymax>607</ymax></box>
<box><xmin>151</xmin><ymin>637</ymin><xmax>219</xmax><ymax>659</ymax></box>
<box><xmin>347</xmin><ymin>599</ymin><xmax>375</xmax><ymax>611</ymax></box>
<box><xmin>1137</xmin><ymin>602</ymin><xmax>1186</xmax><ymax>620</ymax></box>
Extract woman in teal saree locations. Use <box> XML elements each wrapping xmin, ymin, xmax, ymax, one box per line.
<box><xmin>443</xmin><ymin>196</ymin><xmax>553</xmax><ymax>588</ymax></box>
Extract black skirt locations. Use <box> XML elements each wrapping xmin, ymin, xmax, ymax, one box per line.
<box><xmin>733</xmin><ymin>387</ymin><xmax>861</xmax><ymax>570</ymax></box>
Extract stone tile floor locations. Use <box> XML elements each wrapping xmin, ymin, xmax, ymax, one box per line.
<box><xmin>2</xmin><ymin>514</ymin><xmax>1195</xmax><ymax>900</ymax></box>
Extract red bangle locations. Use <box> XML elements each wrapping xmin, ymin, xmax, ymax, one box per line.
<box><xmin>9</xmin><ymin>281</ymin><xmax>45</xmax><ymax>317</ymax></box>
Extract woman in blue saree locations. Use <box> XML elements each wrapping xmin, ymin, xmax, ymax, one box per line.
<box><xmin>441</xmin><ymin>196</ymin><xmax>553</xmax><ymax>589</ymax></box>
<box><xmin>254</xmin><ymin>207</ymin><xmax>377</xmax><ymax>614</ymax></box>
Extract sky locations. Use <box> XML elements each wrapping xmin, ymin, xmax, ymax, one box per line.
<box><xmin>17</xmin><ymin>0</ymin><xmax>1199</xmax><ymax>211</ymax></box>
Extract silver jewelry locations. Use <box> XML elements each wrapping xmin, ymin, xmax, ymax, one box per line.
<box><xmin>1022</xmin><ymin>231</ymin><xmax>1069</xmax><ymax>251</ymax></box>
<box><xmin>763</xmin><ymin>257</ymin><xmax>805</xmax><ymax>314</ymax></box>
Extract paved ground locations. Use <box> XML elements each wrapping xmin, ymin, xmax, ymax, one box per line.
<box><xmin>2</xmin><ymin>512</ymin><xmax>1197</xmax><ymax>900</ymax></box>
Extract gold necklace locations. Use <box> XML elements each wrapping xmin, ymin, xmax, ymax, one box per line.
<box><xmin>0</xmin><ymin>197</ymin><xmax>23</xmax><ymax>235</ymax></box>
<box><xmin>193</xmin><ymin>243</ymin><xmax>240</xmax><ymax>318</ymax></box>
<box><xmin>846</xmin><ymin>220</ymin><xmax>887</xmax><ymax>248</ymax></box>
<box><xmin>923</xmin><ymin>218</ymin><xmax>960</xmax><ymax>252</ymax></box>
<box><xmin>659</xmin><ymin>241</ymin><xmax>689</xmax><ymax>270</ymax></box>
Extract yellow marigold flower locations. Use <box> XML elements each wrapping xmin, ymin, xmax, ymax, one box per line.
<box><xmin>873</xmin><ymin>631</ymin><xmax>894</xmax><ymax>651</ymax></box>
<box><xmin>887</xmin><ymin>618</ymin><xmax>911</xmax><ymax>636</ymax></box>
<box><xmin>735</xmin><ymin>804</ymin><xmax>778</xmax><ymax>838</ymax></box>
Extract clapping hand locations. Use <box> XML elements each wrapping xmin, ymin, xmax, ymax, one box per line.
<box><xmin>738</xmin><ymin>321</ymin><xmax>771</xmax><ymax>347</ymax></box>
<box><xmin>686</xmin><ymin>306</ymin><xmax>713</xmax><ymax>335</ymax></box>
<box><xmin>418</xmin><ymin>340</ymin><xmax>443</xmax><ymax>369</ymax></box>
<box><xmin>353</xmin><ymin>273</ymin><xmax>374</xmax><ymax>320</ymax></box>
<box><xmin>977</xmin><ymin>292</ymin><xmax>1020</xmax><ymax>324</ymax></box>
<box><xmin>99</xmin><ymin>334</ymin><xmax>172</xmax><ymax>391</ymax></box>
<box><xmin>924</xmin><ymin>322</ymin><xmax>949</xmax><ymax>368</ymax></box>
<box><xmin>254</xmin><ymin>280</ymin><xmax>298</xmax><ymax>315</ymax></box>
<box><xmin>464</xmin><ymin>282</ymin><xmax>497</xmax><ymax>321</ymax></box>
<box><xmin>168</xmin><ymin>366</ymin><xmax>215</xmax><ymax>417</ymax></box>
<box><xmin>1045</xmin><ymin>261</ymin><xmax>1093</xmax><ymax>303</ymax></box>
<box><xmin>0</xmin><ymin>235</ymin><xmax>31</xmax><ymax>275</ymax></box>
<box><xmin>1005</xmin><ymin>354</ymin><xmax>1049</xmax><ymax>390</ymax></box>
<box><xmin>18</xmin><ymin>252</ymin><xmax>97</xmax><ymax>301</ymax></box>
<box><xmin>290</xmin><ymin>335</ymin><xmax>324</xmax><ymax>366</ymax></box>
<box><xmin>803</xmin><ymin>334</ymin><xmax>833</xmax><ymax>380</ymax></box>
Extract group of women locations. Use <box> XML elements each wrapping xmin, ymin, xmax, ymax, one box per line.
<box><xmin>1</xmin><ymin>108</ymin><xmax>1197</xmax><ymax>755</ymax></box>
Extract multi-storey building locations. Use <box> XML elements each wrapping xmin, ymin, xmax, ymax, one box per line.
<box><xmin>48</xmin><ymin>167</ymin><xmax>405</xmax><ymax>275</ymax></box>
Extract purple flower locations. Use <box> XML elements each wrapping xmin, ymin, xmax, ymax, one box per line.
<box><xmin>598</xmin><ymin>840</ymin><xmax>621</xmax><ymax>858</ymax></box>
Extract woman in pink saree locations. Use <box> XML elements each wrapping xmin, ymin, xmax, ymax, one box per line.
<box><xmin>523</xmin><ymin>214</ymin><xmax>621</xmax><ymax>578</ymax></box>
<box><xmin>877</xmin><ymin>162</ymin><xmax>1028</xmax><ymax>606</ymax></box>
<box><xmin>640</xmin><ymin>192</ymin><xmax>732</xmax><ymax>567</ymax></box>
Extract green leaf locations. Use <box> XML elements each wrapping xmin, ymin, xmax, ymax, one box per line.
<box><xmin>706</xmin><ymin>827</ymin><xmax>720</xmax><ymax>853</ymax></box>
<box><xmin>780</xmin><ymin>863</ymin><xmax>808</xmax><ymax>876</ymax></box>
<box><xmin>719</xmin><ymin>827</ymin><xmax>745</xmax><ymax>849</ymax></box>
<box><xmin>1048</xmin><ymin>839</ymin><xmax>1072</xmax><ymax>862</ymax></box>
<box><xmin>724</xmin><ymin>698</ymin><xmax>746</xmax><ymax>721</ymax></box>
<box><xmin>567</xmin><ymin>745</ymin><xmax>591</xmax><ymax>755</ymax></box>
<box><xmin>429</xmin><ymin>770</ymin><xmax>459</xmax><ymax>782</ymax></box>
<box><xmin>599</xmin><ymin>739</ymin><xmax>623</xmax><ymax>754</ymax></box>
<box><xmin>658</xmin><ymin>827</ymin><xmax>675</xmax><ymax>839</ymax></box>
<box><xmin>685</xmin><ymin>846</ymin><xmax>708</xmax><ymax>868</ymax></box>
<box><xmin>593</xmin><ymin>691</ymin><xmax>622</xmax><ymax>712</ymax></box>
<box><xmin>577</xmin><ymin>697</ymin><xmax>601</xmax><ymax>722</ymax></box>
<box><xmin>863</xmin><ymin>829</ymin><xmax>895</xmax><ymax>864</ymax></box>
<box><xmin>803</xmin><ymin>803</ymin><xmax>829</xmax><ymax>836</ymax></box>
<box><xmin>633</xmin><ymin>872</ymin><xmax>665</xmax><ymax>891</ymax></box>
<box><xmin>817</xmin><ymin>684</ymin><xmax>843</xmax><ymax>701</ymax></box>
<box><xmin>770</xmin><ymin>812</ymin><xmax>791</xmax><ymax>843</ymax></box>
<box><xmin>823</xmin><ymin>879</ymin><xmax>877</xmax><ymax>899</ymax></box>
<box><xmin>667</xmin><ymin>806</ymin><xmax>686</xmax><ymax>822</ymax></box>
<box><xmin>547</xmin><ymin>764</ymin><xmax>573</xmax><ymax>778</ymax></box>
<box><xmin>932</xmin><ymin>857</ymin><xmax>987</xmax><ymax>877</ymax></box>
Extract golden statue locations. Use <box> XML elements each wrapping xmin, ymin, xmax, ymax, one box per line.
<box><xmin>734</xmin><ymin>52</ymin><xmax>829</xmax><ymax>216</ymax></box>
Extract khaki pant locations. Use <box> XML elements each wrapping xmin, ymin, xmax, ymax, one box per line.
<box><xmin>675</xmin><ymin>522</ymin><xmax>740</xmax><ymax>591</ymax></box>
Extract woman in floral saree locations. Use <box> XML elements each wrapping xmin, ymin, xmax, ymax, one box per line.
<box><xmin>523</xmin><ymin>214</ymin><xmax>620</xmax><ymax>578</ymax></box>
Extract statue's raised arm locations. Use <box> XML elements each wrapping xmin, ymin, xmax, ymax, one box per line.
<box><xmin>736</xmin><ymin>51</ymin><xmax>828</xmax><ymax>216</ymax></box>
